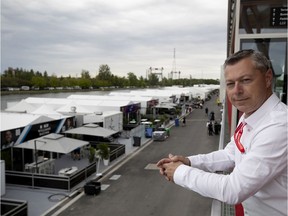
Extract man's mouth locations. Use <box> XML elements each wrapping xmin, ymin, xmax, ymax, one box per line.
<box><xmin>234</xmin><ymin>98</ymin><xmax>248</xmax><ymax>102</ymax></box>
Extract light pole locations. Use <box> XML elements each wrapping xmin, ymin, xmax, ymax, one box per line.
<box><xmin>95</xmin><ymin>150</ymin><xmax>102</xmax><ymax>177</ymax></box>
<box><xmin>34</xmin><ymin>139</ymin><xmax>46</xmax><ymax>173</ymax></box>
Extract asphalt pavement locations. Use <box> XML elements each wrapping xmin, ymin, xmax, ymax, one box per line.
<box><xmin>57</xmin><ymin>95</ymin><xmax>222</xmax><ymax>216</ymax></box>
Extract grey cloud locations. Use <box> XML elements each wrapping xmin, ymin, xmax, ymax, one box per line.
<box><xmin>2</xmin><ymin>0</ymin><xmax>227</xmax><ymax>79</ymax></box>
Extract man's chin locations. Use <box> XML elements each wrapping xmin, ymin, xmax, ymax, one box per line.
<box><xmin>234</xmin><ymin>104</ymin><xmax>246</xmax><ymax>112</ymax></box>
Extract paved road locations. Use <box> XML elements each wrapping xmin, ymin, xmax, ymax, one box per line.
<box><xmin>58</xmin><ymin>95</ymin><xmax>222</xmax><ymax>216</ymax></box>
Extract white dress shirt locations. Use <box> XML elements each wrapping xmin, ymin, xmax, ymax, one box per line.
<box><xmin>174</xmin><ymin>94</ymin><xmax>288</xmax><ymax>216</ymax></box>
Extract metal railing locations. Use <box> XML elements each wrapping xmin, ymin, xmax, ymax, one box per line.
<box><xmin>1</xmin><ymin>198</ymin><xmax>28</xmax><ymax>216</ymax></box>
<box><xmin>6</xmin><ymin>162</ymin><xmax>96</xmax><ymax>191</ymax></box>
<box><xmin>5</xmin><ymin>143</ymin><xmax>126</xmax><ymax>191</ymax></box>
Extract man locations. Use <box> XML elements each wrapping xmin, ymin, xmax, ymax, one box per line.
<box><xmin>157</xmin><ymin>50</ymin><xmax>287</xmax><ymax>216</ymax></box>
<box><xmin>2</xmin><ymin>130</ymin><xmax>15</xmax><ymax>150</ymax></box>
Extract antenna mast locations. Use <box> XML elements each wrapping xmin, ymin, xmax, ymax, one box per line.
<box><xmin>170</xmin><ymin>48</ymin><xmax>180</xmax><ymax>79</ymax></box>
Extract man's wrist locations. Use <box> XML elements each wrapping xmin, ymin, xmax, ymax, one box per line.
<box><xmin>186</xmin><ymin>158</ymin><xmax>191</xmax><ymax>166</ymax></box>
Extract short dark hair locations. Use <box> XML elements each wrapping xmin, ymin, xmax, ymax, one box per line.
<box><xmin>224</xmin><ymin>49</ymin><xmax>271</xmax><ymax>73</ymax></box>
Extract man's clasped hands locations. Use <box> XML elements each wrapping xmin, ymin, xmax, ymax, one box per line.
<box><xmin>157</xmin><ymin>154</ymin><xmax>191</xmax><ymax>182</ymax></box>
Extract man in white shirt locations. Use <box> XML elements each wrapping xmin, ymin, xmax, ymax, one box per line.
<box><xmin>157</xmin><ymin>49</ymin><xmax>287</xmax><ymax>216</ymax></box>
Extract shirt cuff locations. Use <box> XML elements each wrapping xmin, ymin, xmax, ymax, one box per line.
<box><xmin>174</xmin><ymin>164</ymin><xmax>191</xmax><ymax>186</ymax></box>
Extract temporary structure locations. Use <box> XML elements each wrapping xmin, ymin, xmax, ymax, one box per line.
<box><xmin>5</xmin><ymin>99</ymin><xmax>37</xmax><ymax>113</ymax></box>
<box><xmin>0</xmin><ymin>112</ymin><xmax>56</xmax><ymax>132</ymax></box>
<box><xmin>64</xmin><ymin>123</ymin><xmax>117</xmax><ymax>138</ymax></box>
<box><xmin>15</xmin><ymin>133</ymin><xmax>89</xmax><ymax>154</ymax></box>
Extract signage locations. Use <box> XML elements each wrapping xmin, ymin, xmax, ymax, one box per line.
<box><xmin>271</xmin><ymin>7</ymin><xmax>287</xmax><ymax>27</ymax></box>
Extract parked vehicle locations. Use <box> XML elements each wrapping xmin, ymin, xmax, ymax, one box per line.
<box><xmin>152</xmin><ymin>127</ymin><xmax>169</xmax><ymax>141</ymax></box>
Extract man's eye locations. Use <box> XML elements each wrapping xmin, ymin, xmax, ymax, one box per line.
<box><xmin>226</xmin><ymin>83</ymin><xmax>234</xmax><ymax>88</ymax></box>
<box><xmin>242</xmin><ymin>79</ymin><xmax>251</xmax><ymax>84</ymax></box>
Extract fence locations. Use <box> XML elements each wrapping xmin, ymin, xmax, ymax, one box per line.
<box><xmin>1</xmin><ymin>198</ymin><xmax>28</xmax><ymax>216</ymax></box>
<box><xmin>5</xmin><ymin>143</ymin><xmax>126</xmax><ymax>191</ymax></box>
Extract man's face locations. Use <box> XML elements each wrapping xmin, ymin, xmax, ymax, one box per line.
<box><xmin>5</xmin><ymin>131</ymin><xmax>12</xmax><ymax>142</ymax></box>
<box><xmin>224</xmin><ymin>58</ymin><xmax>272</xmax><ymax>117</ymax></box>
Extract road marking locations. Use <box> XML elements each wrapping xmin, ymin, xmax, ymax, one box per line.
<box><xmin>144</xmin><ymin>163</ymin><xmax>158</xmax><ymax>170</ymax></box>
<box><xmin>101</xmin><ymin>184</ymin><xmax>110</xmax><ymax>191</ymax></box>
<box><xmin>109</xmin><ymin>175</ymin><xmax>121</xmax><ymax>180</ymax></box>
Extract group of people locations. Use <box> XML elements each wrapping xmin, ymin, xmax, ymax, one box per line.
<box><xmin>205</xmin><ymin>107</ymin><xmax>220</xmax><ymax>136</ymax></box>
<box><xmin>206</xmin><ymin>120</ymin><xmax>221</xmax><ymax>136</ymax></box>
<box><xmin>157</xmin><ymin>50</ymin><xmax>287</xmax><ymax>216</ymax></box>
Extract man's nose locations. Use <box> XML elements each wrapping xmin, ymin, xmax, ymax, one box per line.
<box><xmin>234</xmin><ymin>82</ymin><xmax>243</xmax><ymax>94</ymax></box>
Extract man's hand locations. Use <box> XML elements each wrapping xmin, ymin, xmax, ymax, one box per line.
<box><xmin>157</xmin><ymin>154</ymin><xmax>190</xmax><ymax>182</ymax></box>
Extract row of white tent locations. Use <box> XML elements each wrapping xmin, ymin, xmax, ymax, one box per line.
<box><xmin>1</xmin><ymin>85</ymin><xmax>219</xmax><ymax>155</ymax></box>
<box><xmin>1</xmin><ymin>85</ymin><xmax>219</xmax><ymax>132</ymax></box>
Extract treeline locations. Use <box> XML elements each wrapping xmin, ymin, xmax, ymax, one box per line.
<box><xmin>1</xmin><ymin>64</ymin><xmax>219</xmax><ymax>90</ymax></box>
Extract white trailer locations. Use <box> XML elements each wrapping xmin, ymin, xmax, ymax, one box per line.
<box><xmin>83</xmin><ymin>111</ymin><xmax>123</xmax><ymax>132</ymax></box>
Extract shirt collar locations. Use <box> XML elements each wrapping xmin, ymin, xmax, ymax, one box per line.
<box><xmin>243</xmin><ymin>94</ymin><xmax>280</xmax><ymax>128</ymax></box>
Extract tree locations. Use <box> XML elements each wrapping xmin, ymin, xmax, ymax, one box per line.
<box><xmin>127</xmin><ymin>72</ymin><xmax>138</xmax><ymax>87</ymax></box>
<box><xmin>111</xmin><ymin>75</ymin><xmax>127</xmax><ymax>88</ymax></box>
<box><xmin>147</xmin><ymin>73</ymin><xmax>159</xmax><ymax>86</ymax></box>
<box><xmin>97</xmin><ymin>64</ymin><xmax>112</xmax><ymax>81</ymax></box>
<box><xmin>81</xmin><ymin>70</ymin><xmax>91</xmax><ymax>79</ymax></box>
<box><xmin>78</xmin><ymin>78</ymin><xmax>92</xmax><ymax>89</ymax></box>
<box><xmin>49</xmin><ymin>74</ymin><xmax>59</xmax><ymax>87</ymax></box>
<box><xmin>138</xmin><ymin>76</ymin><xmax>147</xmax><ymax>88</ymax></box>
<box><xmin>31</xmin><ymin>76</ymin><xmax>46</xmax><ymax>89</ymax></box>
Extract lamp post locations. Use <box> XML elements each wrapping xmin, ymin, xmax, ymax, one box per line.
<box><xmin>95</xmin><ymin>150</ymin><xmax>102</xmax><ymax>177</ymax></box>
<box><xmin>34</xmin><ymin>139</ymin><xmax>46</xmax><ymax>173</ymax></box>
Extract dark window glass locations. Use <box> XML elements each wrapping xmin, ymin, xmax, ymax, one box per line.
<box><xmin>240</xmin><ymin>0</ymin><xmax>287</xmax><ymax>34</ymax></box>
<box><xmin>240</xmin><ymin>38</ymin><xmax>287</xmax><ymax>104</ymax></box>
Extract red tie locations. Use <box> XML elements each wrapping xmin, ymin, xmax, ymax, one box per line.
<box><xmin>234</xmin><ymin>122</ymin><xmax>246</xmax><ymax>153</ymax></box>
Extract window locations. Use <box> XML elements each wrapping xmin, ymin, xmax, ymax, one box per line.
<box><xmin>241</xmin><ymin>38</ymin><xmax>287</xmax><ymax>103</ymax></box>
<box><xmin>240</xmin><ymin>0</ymin><xmax>287</xmax><ymax>34</ymax></box>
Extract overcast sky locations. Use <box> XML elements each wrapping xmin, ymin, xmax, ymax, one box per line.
<box><xmin>2</xmin><ymin>0</ymin><xmax>228</xmax><ymax>79</ymax></box>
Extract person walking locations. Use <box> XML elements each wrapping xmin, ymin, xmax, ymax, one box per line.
<box><xmin>209</xmin><ymin>111</ymin><xmax>215</xmax><ymax>121</ymax></box>
<box><xmin>207</xmin><ymin>121</ymin><xmax>213</xmax><ymax>135</ymax></box>
<box><xmin>182</xmin><ymin>117</ymin><xmax>186</xmax><ymax>127</ymax></box>
<box><xmin>205</xmin><ymin>107</ymin><xmax>209</xmax><ymax>116</ymax></box>
<box><xmin>157</xmin><ymin>50</ymin><xmax>287</xmax><ymax>216</ymax></box>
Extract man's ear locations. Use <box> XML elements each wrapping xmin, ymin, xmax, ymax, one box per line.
<box><xmin>265</xmin><ymin>69</ymin><xmax>273</xmax><ymax>88</ymax></box>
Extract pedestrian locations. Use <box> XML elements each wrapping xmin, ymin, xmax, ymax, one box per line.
<box><xmin>207</xmin><ymin>121</ymin><xmax>213</xmax><ymax>135</ymax></box>
<box><xmin>182</xmin><ymin>117</ymin><xmax>186</xmax><ymax>127</ymax></box>
<box><xmin>213</xmin><ymin>121</ymin><xmax>220</xmax><ymax>135</ymax></box>
<box><xmin>209</xmin><ymin>111</ymin><xmax>215</xmax><ymax>121</ymax></box>
<box><xmin>157</xmin><ymin>49</ymin><xmax>287</xmax><ymax>216</ymax></box>
<box><xmin>216</xmin><ymin>97</ymin><xmax>221</xmax><ymax>106</ymax></box>
<box><xmin>205</xmin><ymin>107</ymin><xmax>208</xmax><ymax>116</ymax></box>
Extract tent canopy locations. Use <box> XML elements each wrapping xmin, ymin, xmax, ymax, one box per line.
<box><xmin>64</xmin><ymin>123</ymin><xmax>117</xmax><ymax>138</ymax></box>
<box><xmin>14</xmin><ymin>133</ymin><xmax>89</xmax><ymax>154</ymax></box>
<box><xmin>155</xmin><ymin>104</ymin><xmax>176</xmax><ymax>109</ymax></box>
<box><xmin>1</xmin><ymin>112</ymin><xmax>56</xmax><ymax>132</ymax></box>
<box><xmin>5</xmin><ymin>100</ymin><xmax>36</xmax><ymax>113</ymax></box>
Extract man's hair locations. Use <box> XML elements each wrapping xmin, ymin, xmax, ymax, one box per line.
<box><xmin>224</xmin><ymin>49</ymin><xmax>271</xmax><ymax>73</ymax></box>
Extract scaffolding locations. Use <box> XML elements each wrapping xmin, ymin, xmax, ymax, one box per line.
<box><xmin>146</xmin><ymin>67</ymin><xmax>164</xmax><ymax>80</ymax></box>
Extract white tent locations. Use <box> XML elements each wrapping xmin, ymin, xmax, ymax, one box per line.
<box><xmin>56</xmin><ymin>102</ymin><xmax>93</xmax><ymax>114</ymax></box>
<box><xmin>31</xmin><ymin>104</ymin><xmax>65</xmax><ymax>119</ymax></box>
<box><xmin>64</xmin><ymin>123</ymin><xmax>117</xmax><ymax>138</ymax></box>
<box><xmin>15</xmin><ymin>133</ymin><xmax>89</xmax><ymax>154</ymax></box>
<box><xmin>155</xmin><ymin>103</ymin><xmax>176</xmax><ymax>109</ymax></box>
<box><xmin>0</xmin><ymin>112</ymin><xmax>56</xmax><ymax>132</ymax></box>
<box><xmin>5</xmin><ymin>100</ymin><xmax>37</xmax><ymax>113</ymax></box>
